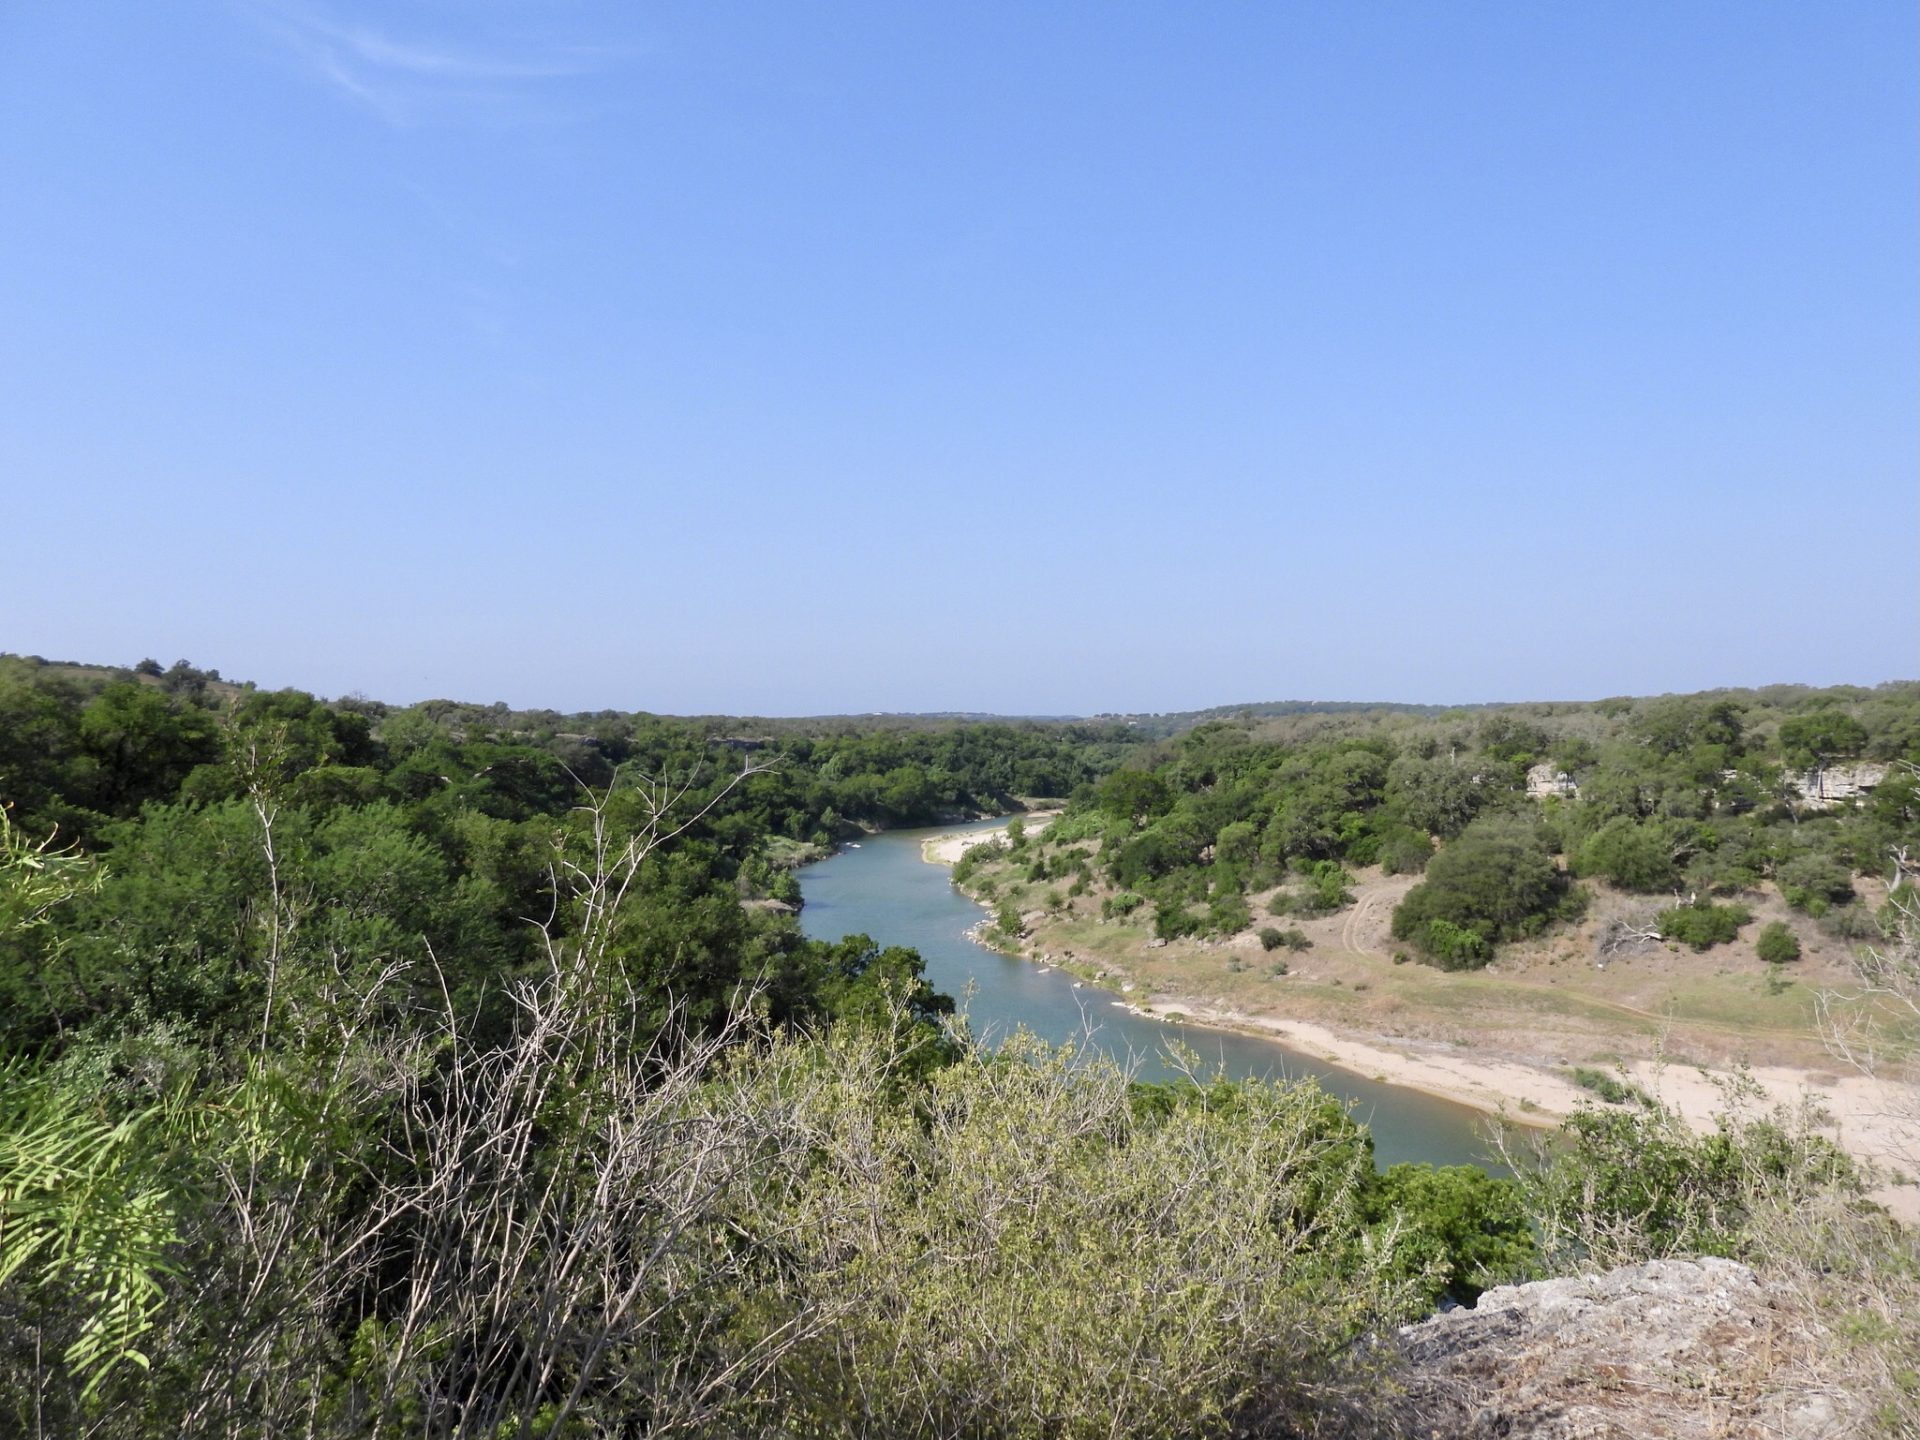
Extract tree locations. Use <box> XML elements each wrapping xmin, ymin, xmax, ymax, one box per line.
<box><xmin>1779</xmin><ymin>711</ymin><xmax>1867</xmax><ymax>769</ymax></box>
<box><xmin>1385</xmin><ymin>755</ymin><xmax>1483</xmax><ymax>839</ymax></box>
<box><xmin>1572</xmin><ymin>816</ymin><xmax>1689</xmax><ymax>892</ymax></box>
<box><xmin>75</xmin><ymin>684</ymin><xmax>221</xmax><ymax>816</ymax></box>
<box><xmin>1391</xmin><ymin>815</ymin><xmax>1580</xmax><ymax>966</ymax></box>
<box><xmin>1361</xmin><ymin>1163</ymin><xmax>1536</xmax><ymax>1305</ymax></box>
<box><xmin>1096</xmin><ymin>769</ymin><xmax>1173</xmax><ymax>826</ymax></box>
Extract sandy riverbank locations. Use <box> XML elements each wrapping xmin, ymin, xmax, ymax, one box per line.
<box><xmin>921</xmin><ymin>813</ymin><xmax>1057</xmax><ymax>865</ymax></box>
<box><xmin>1131</xmin><ymin>996</ymin><xmax>1918</xmax><ymax>1218</ymax></box>
<box><xmin>918</xmin><ymin>821</ymin><xmax>1920</xmax><ymax>1221</ymax></box>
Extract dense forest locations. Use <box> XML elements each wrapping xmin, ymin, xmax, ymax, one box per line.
<box><xmin>0</xmin><ymin>657</ymin><xmax>1911</xmax><ymax>1436</ymax></box>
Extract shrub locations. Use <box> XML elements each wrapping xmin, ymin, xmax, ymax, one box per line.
<box><xmin>1821</xmin><ymin>904</ymin><xmax>1883</xmax><ymax>942</ymax></box>
<box><xmin>1206</xmin><ymin>890</ymin><xmax>1251</xmax><ymax>935</ymax></box>
<box><xmin>1656</xmin><ymin>897</ymin><xmax>1751</xmax><ymax>950</ymax></box>
<box><xmin>951</xmin><ymin>837</ymin><xmax>1006</xmax><ymax>884</ymax></box>
<box><xmin>715</xmin><ymin>1031</ymin><xmax>1441</xmax><ymax>1438</ymax></box>
<box><xmin>1376</xmin><ymin>826</ymin><xmax>1434</xmax><ymax>876</ymax></box>
<box><xmin>1152</xmin><ymin>901</ymin><xmax>1201</xmax><ymax>942</ymax></box>
<box><xmin>1777</xmin><ymin>852</ymin><xmax>1856</xmax><ymax>913</ymax></box>
<box><xmin>1503</xmin><ymin>1093</ymin><xmax>1860</xmax><ymax>1272</ymax></box>
<box><xmin>1568</xmin><ymin>1067</ymin><xmax>1648</xmax><ymax>1106</ymax></box>
<box><xmin>1414</xmin><ymin>918</ymin><xmax>1492</xmax><ymax>971</ymax></box>
<box><xmin>1360</xmin><ymin>1164</ymin><xmax>1537</xmax><ymax>1306</ymax></box>
<box><xmin>1572</xmin><ymin>816</ymin><xmax>1684</xmax><ymax>892</ymax></box>
<box><xmin>1297</xmin><ymin>860</ymin><xmax>1355</xmax><ymax>913</ymax></box>
<box><xmin>1754</xmin><ymin>921</ymin><xmax>1801</xmax><ymax>964</ymax></box>
<box><xmin>1258</xmin><ymin>927</ymin><xmax>1286</xmax><ymax>952</ymax></box>
<box><xmin>1391</xmin><ymin>815</ymin><xmax>1580</xmax><ymax>964</ymax></box>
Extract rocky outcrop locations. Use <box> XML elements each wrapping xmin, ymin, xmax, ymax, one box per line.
<box><xmin>1396</xmin><ymin>1258</ymin><xmax>1854</xmax><ymax>1438</ymax></box>
<box><xmin>1789</xmin><ymin>763</ymin><xmax>1888</xmax><ymax>811</ymax></box>
<box><xmin>1525</xmin><ymin>763</ymin><xmax>1580</xmax><ymax>800</ymax></box>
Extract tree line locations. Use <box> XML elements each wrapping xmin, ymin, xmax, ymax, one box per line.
<box><xmin>0</xmin><ymin>658</ymin><xmax>1907</xmax><ymax>1435</ymax></box>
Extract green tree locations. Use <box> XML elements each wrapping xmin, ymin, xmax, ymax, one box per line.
<box><xmin>1391</xmin><ymin>815</ymin><xmax>1580</xmax><ymax>966</ymax></box>
<box><xmin>1573</xmin><ymin>816</ymin><xmax>1689</xmax><ymax>891</ymax></box>
<box><xmin>1779</xmin><ymin>711</ymin><xmax>1868</xmax><ymax>769</ymax></box>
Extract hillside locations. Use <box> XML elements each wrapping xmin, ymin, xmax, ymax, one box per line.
<box><xmin>945</xmin><ymin>683</ymin><xmax>1920</xmax><ymax>1215</ymax></box>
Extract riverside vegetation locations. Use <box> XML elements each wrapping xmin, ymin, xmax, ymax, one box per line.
<box><xmin>955</xmin><ymin>686</ymin><xmax>1919</xmax><ymax>1086</ymax></box>
<box><xmin>0</xmin><ymin>655</ymin><xmax>1914</xmax><ymax>1436</ymax></box>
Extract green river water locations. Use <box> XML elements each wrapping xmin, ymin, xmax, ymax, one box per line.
<box><xmin>800</xmin><ymin>818</ymin><xmax>1501</xmax><ymax>1171</ymax></box>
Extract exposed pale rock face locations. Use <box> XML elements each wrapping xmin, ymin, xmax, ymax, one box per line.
<box><xmin>1396</xmin><ymin>1258</ymin><xmax>1855</xmax><ymax>1438</ymax></box>
<box><xmin>1525</xmin><ymin>763</ymin><xmax>1579</xmax><ymax>800</ymax></box>
<box><xmin>1789</xmin><ymin>763</ymin><xmax>1889</xmax><ymax>810</ymax></box>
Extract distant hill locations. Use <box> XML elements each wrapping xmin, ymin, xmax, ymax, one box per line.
<box><xmin>1092</xmin><ymin>699</ymin><xmax>1453</xmax><ymax>739</ymax></box>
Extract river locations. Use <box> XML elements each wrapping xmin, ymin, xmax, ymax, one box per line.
<box><xmin>799</xmin><ymin>818</ymin><xmax>1500</xmax><ymax>1170</ymax></box>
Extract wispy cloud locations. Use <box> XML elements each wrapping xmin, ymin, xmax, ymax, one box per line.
<box><xmin>248</xmin><ymin>1</ymin><xmax>625</xmax><ymax>126</ymax></box>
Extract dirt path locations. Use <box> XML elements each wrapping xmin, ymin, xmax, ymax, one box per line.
<box><xmin>1340</xmin><ymin>890</ymin><xmax>1385</xmax><ymax>958</ymax></box>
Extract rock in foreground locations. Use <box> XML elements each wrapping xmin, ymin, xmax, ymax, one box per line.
<box><xmin>1396</xmin><ymin>1257</ymin><xmax>1854</xmax><ymax>1439</ymax></box>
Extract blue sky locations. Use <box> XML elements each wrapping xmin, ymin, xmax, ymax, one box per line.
<box><xmin>4</xmin><ymin>2</ymin><xmax>1913</xmax><ymax>714</ymax></box>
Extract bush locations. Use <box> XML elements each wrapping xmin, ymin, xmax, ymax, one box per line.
<box><xmin>1754</xmin><ymin>921</ymin><xmax>1801</xmax><ymax>965</ymax></box>
<box><xmin>1206</xmin><ymin>890</ymin><xmax>1251</xmax><ymax>935</ymax></box>
<box><xmin>714</xmin><ymin>1031</ymin><xmax>1440</xmax><ymax>1438</ymax></box>
<box><xmin>1376</xmin><ymin>826</ymin><xmax>1434</xmax><ymax>876</ymax></box>
<box><xmin>1414</xmin><ymin>918</ymin><xmax>1492</xmax><ymax>970</ymax></box>
<box><xmin>1572</xmin><ymin>816</ymin><xmax>1684</xmax><ymax>892</ymax></box>
<box><xmin>1360</xmin><ymin>1164</ymin><xmax>1537</xmax><ymax>1306</ymax></box>
<box><xmin>1656</xmin><ymin>897</ymin><xmax>1751</xmax><ymax>950</ymax></box>
<box><xmin>1777</xmin><ymin>851</ymin><xmax>1856</xmax><ymax>913</ymax></box>
<box><xmin>1391</xmin><ymin>815</ymin><xmax>1580</xmax><ymax>964</ymax></box>
<box><xmin>1152</xmin><ymin>900</ymin><xmax>1202</xmax><ymax>941</ymax></box>
<box><xmin>951</xmin><ymin>837</ymin><xmax>1006</xmax><ymax>884</ymax></box>
<box><xmin>1568</xmin><ymin>1067</ymin><xmax>1648</xmax><ymax>1106</ymax></box>
<box><xmin>1270</xmin><ymin>861</ymin><xmax>1353</xmax><ymax>919</ymax></box>
<box><xmin>1505</xmin><ymin>1093</ymin><xmax>1860</xmax><ymax>1272</ymax></box>
<box><xmin>995</xmin><ymin>899</ymin><xmax>1024</xmax><ymax>938</ymax></box>
<box><xmin>1258</xmin><ymin>927</ymin><xmax>1286</xmax><ymax>952</ymax></box>
<box><xmin>1821</xmin><ymin>904</ymin><xmax>1883</xmax><ymax>942</ymax></box>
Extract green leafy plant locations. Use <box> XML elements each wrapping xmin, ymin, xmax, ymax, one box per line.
<box><xmin>1656</xmin><ymin>897</ymin><xmax>1751</xmax><ymax>950</ymax></box>
<box><xmin>1755</xmin><ymin>921</ymin><xmax>1802</xmax><ymax>965</ymax></box>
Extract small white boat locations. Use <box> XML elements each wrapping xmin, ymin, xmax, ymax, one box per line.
<box><xmin>1072</xmin><ymin>982</ymin><xmax>1083</xmax><ymax>989</ymax></box>
<box><xmin>848</xmin><ymin>843</ymin><xmax>861</xmax><ymax>849</ymax></box>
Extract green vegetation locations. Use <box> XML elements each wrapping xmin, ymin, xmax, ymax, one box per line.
<box><xmin>1656</xmin><ymin>897</ymin><xmax>1752</xmax><ymax>951</ymax></box>
<box><xmin>950</xmin><ymin>681</ymin><xmax>1918</xmax><ymax>974</ymax></box>
<box><xmin>1567</xmin><ymin>1066</ymin><xmax>1649</xmax><ymax>1106</ymax></box>
<box><xmin>1391</xmin><ymin>815</ymin><xmax>1583</xmax><ymax>967</ymax></box>
<box><xmin>1756</xmin><ymin>920</ymin><xmax>1803</xmax><ymax>965</ymax></box>
<box><xmin>0</xmin><ymin>656</ymin><xmax>1570</xmax><ymax>1438</ymax></box>
<box><xmin>1</xmin><ymin>657</ymin><xmax>1915</xmax><ymax>1436</ymax></box>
